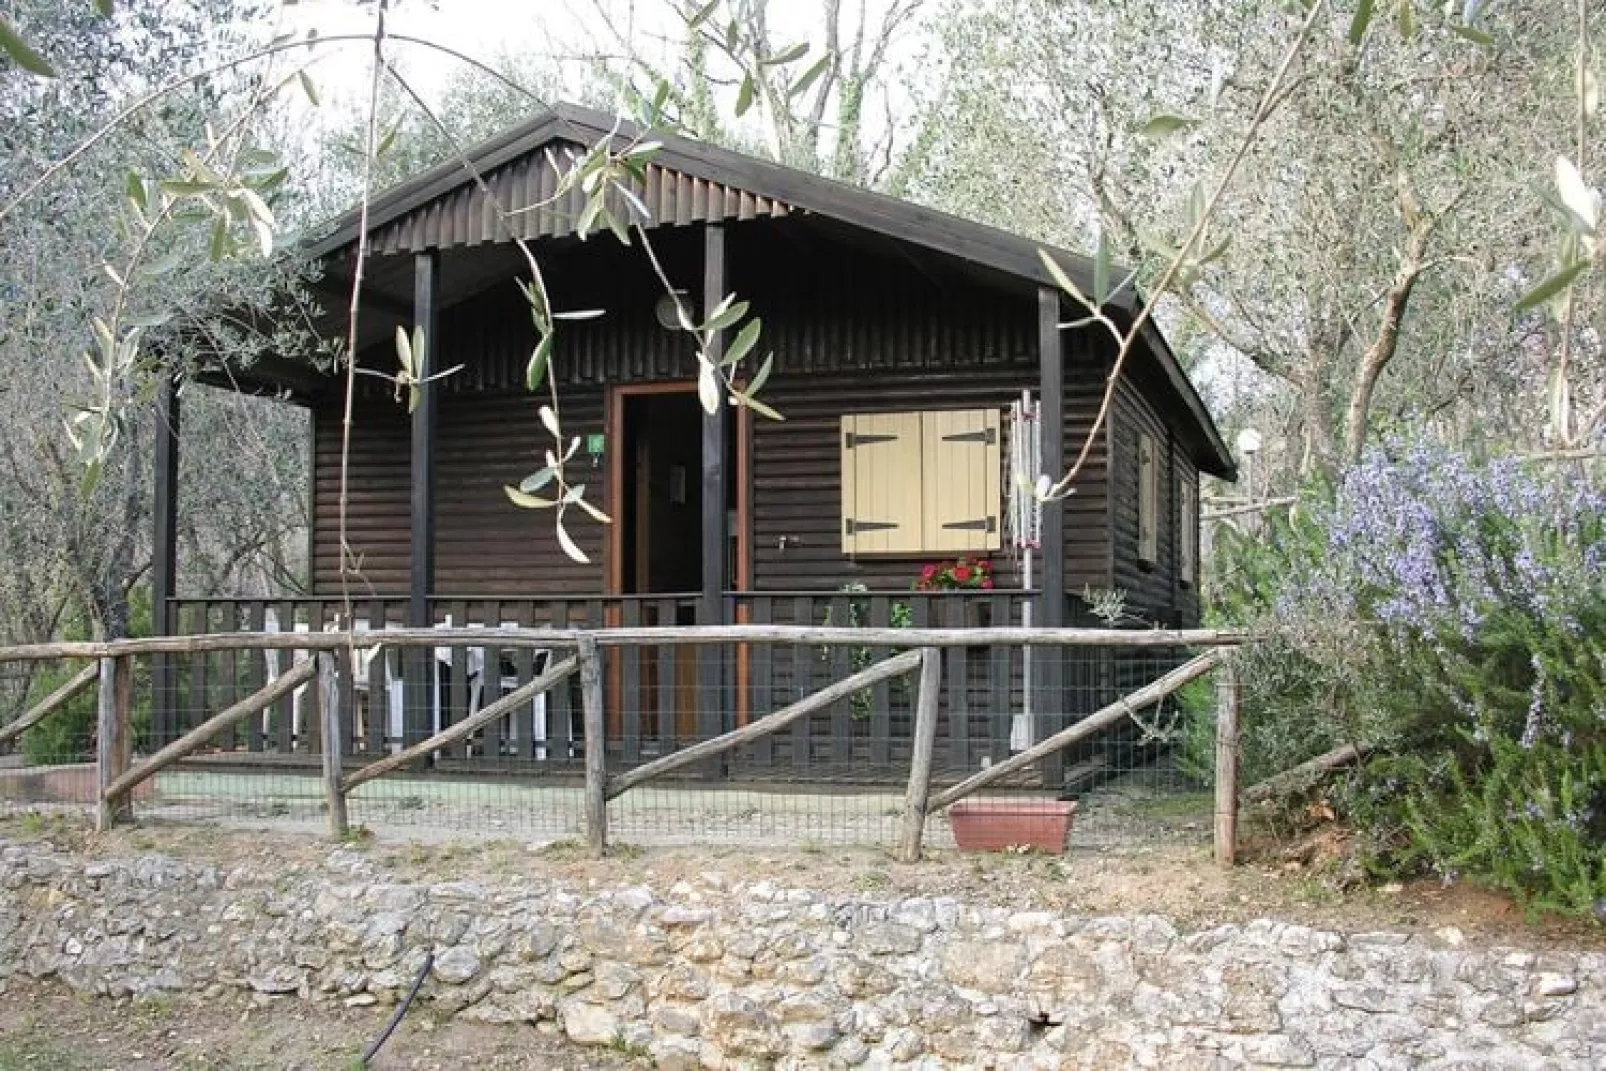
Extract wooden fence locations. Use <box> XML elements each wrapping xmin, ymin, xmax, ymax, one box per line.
<box><xmin>163</xmin><ymin>592</ymin><xmax>1120</xmax><ymax>778</ymax></box>
<box><xmin>0</xmin><ymin>626</ymin><xmax>1244</xmax><ymax>865</ymax></box>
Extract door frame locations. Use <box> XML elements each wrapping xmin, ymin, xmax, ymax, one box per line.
<box><xmin>604</xmin><ymin>382</ymin><xmax>751</xmax><ymax>597</ymax></box>
<box><xmin>603</xmin><ymin>382</ymin><xmax>754</xmax><ymax>735</ymax></box>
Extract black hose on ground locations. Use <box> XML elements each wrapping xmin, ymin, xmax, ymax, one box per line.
<box><xmin>361</xmin><ymin>948</ymin><xmax>434</xmax><ymax>1066</ymax></box>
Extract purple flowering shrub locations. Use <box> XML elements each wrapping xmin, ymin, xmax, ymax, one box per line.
<box><xmin>1218</xmin><ymin>444</ymin><xmax>1606</xmax><ymax>914</ymax></box>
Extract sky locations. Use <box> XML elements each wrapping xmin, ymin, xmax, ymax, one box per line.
<box><xmin>282</xmin><ymin>0</ymin><xmax>894</xmax><ymax>120</ymax></box>
<box><xmin>286</xmin><ymin>0</ymin><xmax>602</xmax><ymax>105</ymax></box>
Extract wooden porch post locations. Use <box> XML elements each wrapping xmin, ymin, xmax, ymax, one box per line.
<box><xmin>699</xmin><ymin>222</ymin><xmax>730</xmax><ymax>769</ymax></box>
<box><xmin>1036</xmin><ymin>286</ymin><xmax>1066</xmax><ymax>788</ymax></box>
<box><xmin>151</xmin><ymin>372</ymin><xmax>180</xmax><ymax>745</ymax></box>
<box><xmin>406</xmin><ymin>250</ymin><xmax>440</xmax><ymax>748</ymax></box>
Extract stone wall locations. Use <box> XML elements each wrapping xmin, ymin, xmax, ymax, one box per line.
<box><xmin>0</xmin><ymin>839</ymin><xmax>1601</xmax><ymax>1069</ymax></box>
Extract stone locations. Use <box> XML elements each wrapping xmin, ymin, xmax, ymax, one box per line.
<box><xmin>433</xmin><ymin>978</ymin><xmax>491</xmax><ymax>1015</ymax></box>
<box><xmin>858</xmin><ymin>921</ymin><xmax>923</xmax><ymax>956</ymax></box>
<box><xmin>1240</xmin><ymin>1034</ymin><xmax>1316</xmax><ymax>1067</ymax></box>
<box><xmin>429</xmin><ymin>881</ymin><xmax>489</xmax><ymax>903</ymax></box>
<box><xmin>1479</xmin><ymin>1000</ymin><xmax>1524</xmax><ymax>1028</ymax></box>
<box><xmin>785</xmin><ymin>1021</ymin><xmax>840</xmax><ymax>1051</ymax></box>
<box><xmin>247</xmin><ymin>967</ymin><xmax>302</xmax><ymax>995</ymax></box>
<box><xmin>651</xmin><ymin>1003</ymin><xmax>703</xmax><ymax>1036</ymax></box>
<box><xmin>834</xmin><ymin>957</ymin><xmax>899</xmax><ymax>998</ymax></box>
<box><xmin>461</xmin><ymin>987</ymin><xmax>553</xmax><ymax>1024</ymax></box>
<box><xmin>650</xmin><ymin>1036</ymin><xmax>702</xmax><ymax>1071</ymax></box>
<box><xmin>578</xmin><ymin>921</ymin><xmax>668</xmax><ymax>965</ymax></box>
<box><xmin>513</xmin><ymin>922</ymin><xmax>559</xmax><ymax>961</ymax></box>
<box><xmin>658</xmin><ymin>963</ymin><xmax>710</xmax><ymax>1001</ymax></box>
<box><xmin>560</xmin><ymin>997</ymin><xmax>620</xmax><ymax>1045</ymax></box>
<box><xmin>1332</xmin><ymin>986</ymin><xmax>1403</xmax><ymax>1015</ymax></box>
<box><xmin>891</xmin><ymin>899</ymin><xmax>937</xmax><ymax>933</ymax></box>
<box><xmin>683</xmin><ymin>934</ymin><xmax>724</xmax><ymax>962</ymax></box>
<box><xmin>432</xmin><ymin>946</ymin><xmax>481</xmax><ymax>985</ymax></box>
<box><xmin>885</xmin><ymin>1026</ymin><xmax>924</xmax><ymax>1061</ymax></box>
<box><xmin>702</xmin><ymin>991</ymin><xmax>783</xmax><ymax>1058</ymax></box>
<box><xmin>941</xmin><ymin>940</ymin><xmax>1026</xmax><ymax>993</ymax></box>
<box><xmin>835</xmin><ymin>1036</ymin><xmax>871</xmax><ymax>1065</ymax></box>
<box><xmin>558</xmin><ymin>948</ymin><xmax>593</xmax><ymax>973</ymax></box>
<box><xmin>1535</xmin><ymin>973</ymin><xmax>1578</xmax><ymax>998</ymax></box>
<box><xmin>778</xmin><ymin>954</ymin><xmax>829</xmax><ymax>986</ymax></box>
<box><xmin>778</xmin><ymin>992</ymin><xmax>838</xmax><ymax>1025</ymax></box>
<box><xmin>615</xmin><ymin>886</ymin><xmax>655</xmax><ymax>914</ymax></box>
<box><xmin>588</xmin><ymin>961</ymin><xmax>641</xmax><ymax>1001</ymax></box>
<box><xmin>0</xmin><ymin>840</ymin><xmax>1599</xmax><ymax>1071</ymax></box>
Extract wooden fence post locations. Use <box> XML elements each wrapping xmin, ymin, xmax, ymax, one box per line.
<box><xmin>318</xmin><ymin>652</ymin><xmax>350</xmax><ymax>840</ymax></box>
<box><xmin>897</xmin><ymin>648</ymin><xmax>943</xmax><ymax>864</ymax></box>
<box><xmin>580</xmin><ymin>635</ymin><xmax>608</xmax><ymax>858</ymax></box>
<box><xmin>95</xmin><ymin>655</ymin><xmax>133</xmax><ymax>831</ymax></box>
<box><xmin>1214</xmin><ymin>658</ymin><xmax>1240</xmax><ymax>868</ymax></box>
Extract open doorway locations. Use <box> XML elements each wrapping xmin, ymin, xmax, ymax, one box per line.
<box><xmin>618</xmin><ymin>389</ymin><xmax>722</xmax><ymax>601</ymax></box>
<box><xmin>607</xmin><ymin>383</ymin><xmax>746</xmax><ymax>746</ymax></box>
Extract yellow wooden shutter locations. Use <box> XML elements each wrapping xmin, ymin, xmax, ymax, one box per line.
<box><xmin>920</xmin><ymin>408</ymin><xmax>1002</xmax><ymax>553</ymax></box>
<box><xmin>1138</xmin><ymin>432</ymin><xmax>1158</xmax><ymax>564</ymax></box>
<box><xmin>841</xmin><ymin>413</ymin><xmax>923</xmax><ymax>554</ymax></box>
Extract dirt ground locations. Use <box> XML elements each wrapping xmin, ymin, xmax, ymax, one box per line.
<box><xmin>4</xmin><ymin>812</ymin><xmax>1602</xmax><ymax>949</ymax></box>
<box><xmin>0</xmin><ymin>980</ymin><xmax>644</xmax><ymax>1070</ymax></box>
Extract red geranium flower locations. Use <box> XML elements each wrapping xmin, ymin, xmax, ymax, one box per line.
<box><xmin>952</xmin><ymin>565</ymin><xmax>972</xmax><ymax>583</ymax></box>
<box><xmin>920</xmin><ymin>563</ymin><xmax>938</xmax><ymax>581</ymax></box>
<box><xmin>982</xmin><ymin>577</ymin><xmax>995</xmax><ymax>589</ymax></box>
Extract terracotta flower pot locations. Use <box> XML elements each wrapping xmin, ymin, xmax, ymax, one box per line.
<box><xmin>947</xmin><ymin>798</ymin><xmax>1076</xmax><ymax>855</ymax></box>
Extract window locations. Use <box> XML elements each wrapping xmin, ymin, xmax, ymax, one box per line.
<box><xmin>1179</xmin><ymin>478</ymin><xmax>1198</xmax><ymax>586</ymax></box>
<box><xmin>840</xmin><ymin>408</ymin><xmax>1002</xmax><ymax>555</ymax></box>
<box><xmin>1137</xmin><ymin>432</ymin><xmax>1158</xmax><ymax>565</ymax></box>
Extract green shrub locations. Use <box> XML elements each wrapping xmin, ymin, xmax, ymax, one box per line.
<box><xmin>1214</xmin><ymin>445</ymin><xmax>1606</xmax><ymax>915</ymax></box>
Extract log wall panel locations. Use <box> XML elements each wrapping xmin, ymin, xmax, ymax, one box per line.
<box><xmin>312</xmin><ymin>219</ymin><xmax>1134</xmax><ymax>599</ymax></box>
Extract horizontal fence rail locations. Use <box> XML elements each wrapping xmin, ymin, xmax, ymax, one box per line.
<box><xmin>0</xmin><ymin>623</ymin><xmax>1243</xmax><ymax>865</ymax></box>
<box><xmin>0</xmin><ymin>625</ymin><xmax>1250</xmax><ymax>662</ymax></box>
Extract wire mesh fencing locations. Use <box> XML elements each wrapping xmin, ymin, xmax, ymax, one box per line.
<box><xmin>0</xmin><ymin>625</ymin><xmax>1238</xmax><ymax>859</ymax></box>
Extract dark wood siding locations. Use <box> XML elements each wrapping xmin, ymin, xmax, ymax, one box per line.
<box><xmin>435</xmin><ymin>388</ymin><xmax>608</xmax><ymax>595</ymax></box>
<box><xmin>312</xmin><ymin>396</ymin><xmax>411</xmax><ymax>595</ymax></box>
<box><xmin>1111</xmin><ymin>373</ymin><xmax>1197</xmax><ymax>626</ymax></box>
<box><xmin>310</xmin><ymin>216</ymin><xmax>1117</xmax><ymax>596</ymax></box>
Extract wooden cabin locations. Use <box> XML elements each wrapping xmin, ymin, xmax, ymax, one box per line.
<box><xmin>158</xmin><ymin>103</ymin><xmax>1235</xmax><ymax>785</ymax></box>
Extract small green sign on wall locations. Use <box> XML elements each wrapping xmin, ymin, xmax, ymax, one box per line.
<box><xmin>585</xmin><ymin>432</ymin><xmax>606</xmax><ymax>460</ymax></box>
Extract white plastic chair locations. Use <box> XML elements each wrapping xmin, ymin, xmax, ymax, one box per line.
<box><xmin>467</xmin><ymin>622</ymin><xmax>550</xmax><ymax>759</ymax></box>
<box><xmin>346</xmin><ymin>620</ymin><xmax>446</xmax><ymax>754</ymax></box>
<box><xmin>261</xmin><ymin>607</ymin><xmax>311</xmax><ymax>748</ymax></box>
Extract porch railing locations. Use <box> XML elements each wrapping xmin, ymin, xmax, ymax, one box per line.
<box><xmin>164</xmin><ymin>591</ymin><xmax>1122</xmax><ymax>776</ymax></box>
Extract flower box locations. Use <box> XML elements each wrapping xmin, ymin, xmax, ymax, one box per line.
<box><xmin>948</xmin><ymin>798</ymin><xmax>1076</xmax><ymax>854</ymax></box>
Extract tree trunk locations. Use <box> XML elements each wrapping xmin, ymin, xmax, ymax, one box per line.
<box><xmin>1342</xmin><ymin>224</ymin><xmax>1432</xmax><ymax>467</ymax></box>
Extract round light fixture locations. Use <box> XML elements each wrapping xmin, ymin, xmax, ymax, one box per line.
<box><xmin>654</xmin><ymin>289</ymin><xmax>691</xmax><ymax>330</ymax></box>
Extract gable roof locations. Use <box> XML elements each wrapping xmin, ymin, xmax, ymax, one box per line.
<box><xmin>308</xmin><ymin>102</ymin><xmax>1234</xmax><ymax>479</ymax></box>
